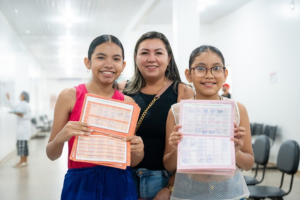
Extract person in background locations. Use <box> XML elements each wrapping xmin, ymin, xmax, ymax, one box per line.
<box><xmin>120</xmin><ymin>31</ymin><xmax>194</xmax><ymax>199</ymax></box>
<box><xmin>222</xmin><ymin>83</ymin><xmax>231</xmax><ymax>98</ymax></box>
<box><xmin>6</xmin><ymin>91</ymin><xmax>31</xmax><ymax>168</ymax></box>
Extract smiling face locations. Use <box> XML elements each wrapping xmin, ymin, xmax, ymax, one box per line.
<box><xmin>85</xmin><ymin>42</ymin><xmax>126</xmax><ymax>85</ymax></box>
<box><xmin>186</xmin><ymin>51</ymin><xmax>228</xmax><ymax>99</ymax></box>
<box><xmin>135</xmin><ymin>38</ymin><xmax>171</xmax><ymax>80</ymax></box>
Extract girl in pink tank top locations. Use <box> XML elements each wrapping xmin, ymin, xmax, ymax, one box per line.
<box><xmin>46</xmin><ymin>35</ymin><xmax>144</xmax><ymax>200</ymax></box>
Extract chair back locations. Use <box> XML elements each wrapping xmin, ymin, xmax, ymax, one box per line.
<box><xmin>253</xmin><ymin>135</ymin><xmax>270</xmax><ymax>165</ymax></box>
<box><xmin>253</xmin><ymin>123</ymin><xmax>263</xmax><ymax>135</ymax></box>
<box><xmin>264</xmin><ymin>125</ymin><xmax>277</xmax><ymax>142</ymax></box>
<box><xmin>277</xmin><ymin>140</ymin><xmax>300</xmax><ymax>175</ymax></box>
<box><xmin>31</xmin><ymin>118</ymin><xmax>37</xmax><ymax>125</ymax></box>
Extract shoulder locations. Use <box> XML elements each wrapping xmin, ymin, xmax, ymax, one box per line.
<box><xmin>236</xmin><ymin>101</ymin><xmax>246</xmax><ymax>112</ymax></box>
<box><xmin>117</xmin><ymin>80</ymin><xmax>128</xmax><ymax>92</ymax></box>
<box><xmin>124</xmin><ymin>95</ymin><xmax>135</xmax><ymax>104</ymax></box>
<box><xmin>57</xmin><ymin>87</ymin><xmax>76</xmax><ymax>106</ymax></box>
<box><xmin>177</xmin><ymin>83</ymin><xmax>194</xmax><ymax>101</ymax></box>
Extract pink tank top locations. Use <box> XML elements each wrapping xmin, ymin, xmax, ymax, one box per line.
<box><xmin>68</xmin><ymin>84</ymin><xmax>124</xmax><ymax>169</ymax></box>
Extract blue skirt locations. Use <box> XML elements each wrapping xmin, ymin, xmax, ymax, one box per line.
<box><xmin>61</xmin><ymin>165</ymin><xmax>137</xmax><ymax>200</ymax></box>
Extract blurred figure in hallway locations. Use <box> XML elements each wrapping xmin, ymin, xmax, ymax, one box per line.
<box><xmin>222</xmin><ymin>83</ymin><xmax>231</xmax><ymax>99</ymax></box>
<box><xmin>6</xmin><ymin>91</ymin><xmax>31</xmax><ymax>167</ymax></box>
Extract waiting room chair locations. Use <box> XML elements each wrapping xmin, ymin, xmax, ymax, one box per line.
<box><xmin>244</xmin><ymin>135</ymin><xmax>270</xmax><ymax>185</ymax></box>
<box><xmin>252</xmin><ymin>123</ymin><xmax>263</xmax><ymax>136</ymax></box>
<box><xmin>248</xmin><ymin>140</ymin><xmax>300</xmax><ymax>200</ymax></box>
<box><xmin>263</xmin><ymin>125</ymin><xmax>277</xmax><ymax>147</ymax></box>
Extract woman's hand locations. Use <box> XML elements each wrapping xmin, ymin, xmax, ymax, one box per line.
<box><xmin>126</xmin><ymin>135</ymin><xmax>144</xmax><ymax>156</ymax></box>
<box><xmin>55</xmin><ymin>121</ymin><xmax>93</xmax><ymax>144</ymax></box>
<box><xmin>127</xmin><ymin>135</ymin><xmax>144</xmax><ymax>167</ymax></box>
<box><xmin>6</xmin><ymin>93</ymin><xmax>10</xmax><ymax>100</ymax></box>
<box><xmin>231</xmin><ymin>122</ymin><xmax>246</xmax><ymax>153</ymax></box>
<box><xmin>153</xmin><ymin>187</ymin><xmax>171</xmax><ymax>200</ymax></box>
<box><xmin>169</xmin><ymin>125</ymin><xmax>183</xmax><ymax>150</ymax></box>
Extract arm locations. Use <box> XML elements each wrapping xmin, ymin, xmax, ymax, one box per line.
<box><xmin>163</xmin><ymin>109</ymin><xmax>182</xmax><ymax>172</ymax></box>
<box><xmin>177</xmin><ymin>83</ymin><xmax>194</xmax><ymax>102</ymax></box>
<box><xmin>233</xmin><ymin>102</ymin><xmax>254</xmax><ymax>170</ymax></box>
<box><xmin>124</xmin><ymin>95</ymin><xmax>144</xmax><ymax>167</ymax></box>
<box><xmin>46</xmin><ymin>88</ymin><xmax>93</xmax><ymax>161</ymax></box>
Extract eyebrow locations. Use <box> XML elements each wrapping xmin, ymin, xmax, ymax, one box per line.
<box><xmin>139</xmin><ymin>48</ymin><xmax>165</xmax><ymax>51</ymax></box>
<box><xmin>195</xmin><ymin>62</ymin><xmax>223</xmax><ymax>66</ymax></box>
<box><xmin>95</xmin><ymin>53</ymin><xmax>121</xmax><ymax>57</ymax></box>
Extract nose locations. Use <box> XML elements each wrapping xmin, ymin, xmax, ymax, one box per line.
<box><xmin>104</xmin><ymin>58</ymin><xmax>114</xmax><ymax>68</ymax></box>
<box><xmin>204</xmin><ymin>68</ymin><xmax>214</xmax><ymax>78</ymax></box>
<box><xmin>147</xmin><ymin>52</ymin><xmax>156</xmax><ymax>63</ymax></box>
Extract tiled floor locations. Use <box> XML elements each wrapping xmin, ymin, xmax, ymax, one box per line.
<box><xmin>0</xmin><ymin>134</ymin><xmax>299</xmax><ymax>200</ymax></box>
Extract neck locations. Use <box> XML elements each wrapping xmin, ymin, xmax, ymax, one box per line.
<box><xmin>144</xmin><ymin>76</ymin><xmax>166</xmax><ymax>87</ymax></box>
<box><xmin>141</xmin><ymin>76</ymin><xmax>168</xmax><ymax>94</ymax></box>
<box><xmin>86</xmin><ymin>80</ymin><xmax>115</xmax><ymax>98</ymax></box>
<box><xmin>194</xmin><ymin>93</ymin><xmax>220</xmax><ymax>100</ymax></box>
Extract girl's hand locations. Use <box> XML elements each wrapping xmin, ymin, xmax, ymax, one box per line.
<box><xmin>55</xmin><ymin>121</ymin><xmax>93</xmax><ymax>144</ymax></box>
<box><xmin>6</xmin><ymin>93</ymin><xmax>10</xmax><ymax>100</ymax></box>
<box><xmin>126</xmin><ymin>135</ymin><xmax>144</xmax><ymax>156</ymax></box>
<box><xmin>169</xmin><ymin>125</ymin><xmax>183</xmax><ymax>150</ymax></box>
<box><xmin>231</xmin><ymin>122</ymin><xmax>246</xmax><ymax>153</ymax></box>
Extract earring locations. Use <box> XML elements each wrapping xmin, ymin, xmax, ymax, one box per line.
<box><xmin>87</xmin><ymin>69</ymin><xmax>90</xmax><ymax>73</ymax></box>
<box><xmin>166</xmin><ymin>65</ymin><xmax>170</xmax><ymax>72</ymax></box>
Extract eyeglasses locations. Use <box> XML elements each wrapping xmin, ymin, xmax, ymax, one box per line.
<box><xmin>189</xmin><ymin>66</ymin><xmax>226</xmax><ymax>78</ymax></box>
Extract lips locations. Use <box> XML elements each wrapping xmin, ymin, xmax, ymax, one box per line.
<box><xmin>201</xmin><ymin>82</ymin><xmax>216</xmax><ymax>85</ymax></box>
<box><xmin>146</xmin><ymin>65</ymin><xmax>158</xmax><ymax>70</ymax></box>
<box><xmin>100</xmin><ymin>71</ymin><xmax>115</xmax><ymax>74</ymax></box>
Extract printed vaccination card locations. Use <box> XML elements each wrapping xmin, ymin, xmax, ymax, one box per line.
<box><xmin>70</xmin><ymin>93</ymin><xmax>140</xmax><ymax>169</ymax></box>
<box><xmin>177</xmin><ymin>100</ymin><xmax>236</xmax><ymax>175</ymax></box>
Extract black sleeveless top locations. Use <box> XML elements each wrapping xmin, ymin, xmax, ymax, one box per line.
<box><xmin>125</xmin><ymin>82</ymin><xmax>178</xmax><ymax>170</ymax></box>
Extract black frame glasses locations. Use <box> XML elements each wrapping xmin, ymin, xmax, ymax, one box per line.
<box><xmin>189</xmin><ymin>66</ymin><xmax>226</xmax><ymax>77</ymax></box>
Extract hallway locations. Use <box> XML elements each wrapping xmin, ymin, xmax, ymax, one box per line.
<box><xmin>0</xmin><ymin>133</ymin><xmax>66</xmax><ymax>200</ymax></box>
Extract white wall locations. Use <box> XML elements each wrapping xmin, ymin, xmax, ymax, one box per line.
<box><xmin>205</xmin><ymin>0</ymin><xmax>300</xmax><ymax>165</ymax></box>
<box><xmin>0</xmin><ymin>11</ymin><xmax>45</xmax><ymax>161</ymax></box>
<box><xmin>44</xmin><ymin>78</ymin><xmax>90</xmax><ymax>121</ymax></box>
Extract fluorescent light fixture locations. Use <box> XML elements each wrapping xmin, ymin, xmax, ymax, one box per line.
<box><xmin>14</xmin><ymin>9</ymin><xmax>18</xmax><ymax>13</ymax></box>
<box><xmin>26</xmin><ymin>30</ymin><xmax>30</xmax><ymax>34</ymax></box>
<box><xmin>198</xmin><ymin>4</ymin><xmax>205</xmax><ymax>12</ymax></box>
<box><xmin>291</xmin><ymin>0</ymin><xmax>295</xmax><ymax>10</ymax></box>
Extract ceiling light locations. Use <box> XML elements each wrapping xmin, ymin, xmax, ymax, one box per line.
<box><xmin>14</xmin><ymin>9</ymin><xmax>18</xmax><ymax>14</ymax></box>
<box><xmin>26</xmin><ymin>30</ymin><xmax>30</xmax><ymax>34</ymax></box>
<box><xmin>291</xmin><ymin>0</ymin><xmax>295</xmax><ymax>10</ymax></box>
<box><xmin>198</xmin><ymin>4</ymin><xmax>205</xmax><ymax>12</ymax></box>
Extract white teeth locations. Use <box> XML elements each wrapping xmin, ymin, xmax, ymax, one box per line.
<box><xmin>204</xmin><ymin>83</ymin><xmax>214</xmax><ymax>85</ymax></box>
<box><xmin>102</xmin><ymin>71</ymin><xmax>113</xmax><ymax>74</ymax></box>
<box><xmin>147</xmin><ymin>66</ymin><xmax>157</xmax><ymax>68</ymax></box>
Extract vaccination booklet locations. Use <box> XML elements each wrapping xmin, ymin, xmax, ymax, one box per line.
<box><xmin>177</xmin><ymin>100</ymin><xmax>236</xmax><ymax>175</ymax></box>
<box><xmin>70</xmin><ymin>93</ymin><xmax>141</xmax><ymax>170</ymax></box>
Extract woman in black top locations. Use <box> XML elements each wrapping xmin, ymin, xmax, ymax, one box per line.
<box><xmin>120</xmin><ymin>31</ymin><xmax>194</xmax><ymax>199</ymax></box>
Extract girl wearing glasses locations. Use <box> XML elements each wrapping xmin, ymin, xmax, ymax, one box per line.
<box><xmin>163</xmin><ymin>45</ymin><xmax>254</xmax><ymax>200</ymax></box>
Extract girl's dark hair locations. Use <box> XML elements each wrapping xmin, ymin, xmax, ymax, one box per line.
<box><xmin>123</xmin><ymin>31</ymin><xmax>181</xmax><ymax>95</ymax></box>
<box><xmin>87</xmin><ymin>35</ymin><xmax>124</xmax><ymax>89</ymax></box>
<box><xmin>189</xmin><ymin>45</ymin><xmax>225</xmax><ymax>68</ymax></box>
<box><xmin>88</xmin><ymin>35</ymin><xmax>124</xmax><ymax>60</ymax></box>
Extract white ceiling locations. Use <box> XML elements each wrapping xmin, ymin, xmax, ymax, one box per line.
<box><xmin>0</xmin><ymin>0</ymin><xmax>251</xmax><ymax>78</ymax></box>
